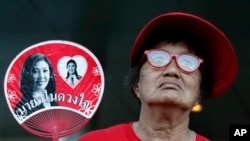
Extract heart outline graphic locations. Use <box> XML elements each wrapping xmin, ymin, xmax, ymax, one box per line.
<box><xmin>57</xmin><ymin>55</ymin><xmax>88</xmax><ymax>88</ymax></box>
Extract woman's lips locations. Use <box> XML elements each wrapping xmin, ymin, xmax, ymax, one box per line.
<box><xmin>158</xmin><ymin>81</ymin><xmax>182</xmax><ymax>90</ymax></box>
<box><xmin>36</xmin><ymin>81</ymin><xmax>46</xmax><ymax>86</ymax></box>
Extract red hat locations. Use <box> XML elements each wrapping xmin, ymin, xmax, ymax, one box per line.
<box><xmin>130</xmin><ymin>12</ymin><xmax>238</xmax><ymax>99</ymax></box>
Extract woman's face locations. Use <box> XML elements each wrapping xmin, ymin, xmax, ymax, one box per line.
<box><xmin>134</xmin><ymin>41</ymin><xmax>202</xmax><ymax>110</ymax></box>
<box><xmin>31</xmin><ymin>60</ymin><xmax>50</xmax><ymax>91</ymax></box>
<box><xmin>67</xmin><ymin>62</ymin><xmax>76</xmax><ymax>75</ymax></box>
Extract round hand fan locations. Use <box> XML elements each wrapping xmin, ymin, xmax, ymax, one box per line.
<box><xmin>4</xmin><ymin>40</ymin><xmax>105</xmax><ymax>141</ymax></box>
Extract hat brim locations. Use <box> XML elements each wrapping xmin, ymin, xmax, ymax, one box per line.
<box><xmin>130</xmin><ymin>12</ymin><xmax>238</xmax><ymax>99</ymax></box>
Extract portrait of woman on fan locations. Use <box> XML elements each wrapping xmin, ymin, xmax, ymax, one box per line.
<box><xmin>15</xmin><ymin>53</ymin><xmax>58</xmax><ymax>117</ymax></box>
<box><xmin>65</xmin><ymin>59</ymin><xmax>82</xmax><ymax>87</ymax></box>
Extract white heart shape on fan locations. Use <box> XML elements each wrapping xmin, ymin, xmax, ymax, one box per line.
<box><xmin>57</xmin><ymin>55</ymin><xmax>88</xmax><ymax>88</ymax></box>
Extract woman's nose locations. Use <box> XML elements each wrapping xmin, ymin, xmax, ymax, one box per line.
<box><xmin>162</xmin><ymin>59</ymin><xmax>180</xmax><ymax>77</ymax></box>
<box><xmin>38</xmin><ymin>71</ymin><xmax>44</xmax><ymax>78</ymax></box>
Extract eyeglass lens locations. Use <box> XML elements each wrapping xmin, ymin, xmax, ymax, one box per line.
<box><xmin>146</xmin><ymin>50</ymin><xmax>201</xmax><ymax>72</ymax></box>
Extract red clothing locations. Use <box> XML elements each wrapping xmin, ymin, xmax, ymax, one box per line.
<box><xmin>78</xmin><ymin>122</ymin><xmax>210</xmax><ymax>141</ymax></box>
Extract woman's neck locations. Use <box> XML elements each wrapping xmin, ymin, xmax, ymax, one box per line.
<box><xmin>32</xmin><ymin>89</ymin><xmax>45</xmax><ymax>97</ymax></box>
<box><xmin>32</xmin><ymin>89</ymin><xmax>51</xmax><ymax>108</ymax></box>
<box><xmin>134</xmin><ymin>104</ymin><xmax>194</xmax><ymax>141</ymax></box>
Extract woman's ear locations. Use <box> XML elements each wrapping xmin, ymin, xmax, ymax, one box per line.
<box><xmin>195</xmin><ymin>94</ymin><xmax>202</xmax><ymax>105</ymax></box>
<box><xmin>198</xmin><ymin>95</ymin><xmax>202</xmax><ymax>102</ymax></box>
<box><xmin>133</xmin><ymin>84</ymin><xmax>140</xmax><ymax>99</ymax></box>
<box><xmin>192</xmin><ymin>93</ymin><xmax>201</xmax><ymax>106</ymax></box>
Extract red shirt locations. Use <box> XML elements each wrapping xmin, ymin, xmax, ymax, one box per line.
<box><xmin>77</xmin><ymin>122</ymin><xmax>210</xmax><ymax>141</ymax></box>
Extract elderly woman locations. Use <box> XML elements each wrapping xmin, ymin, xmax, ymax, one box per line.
<box><xmin>78</xmin><ymin>12</ymin><xmax>238</xmax><ymax>141</ymax></box>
